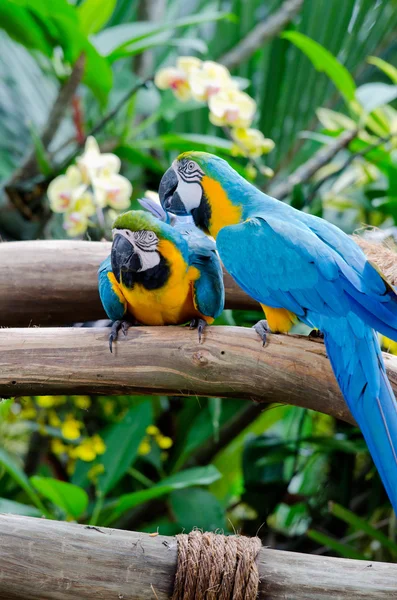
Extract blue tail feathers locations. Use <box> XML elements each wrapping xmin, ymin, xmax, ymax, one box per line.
<box><xmin>324</xmin><ymin>322</ymin><xmax>397</xmax><ymax>512</ymax></box>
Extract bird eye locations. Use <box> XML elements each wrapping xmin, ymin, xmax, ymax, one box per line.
<box><xmin>147</xmin><ymin>231</ymin><xmax>155</xmax><ymax>240</ymax></box>
<box><xmin>187</xmin><ymin>161</ymin><xmax>195</xmax><ymax>171</ymax></box>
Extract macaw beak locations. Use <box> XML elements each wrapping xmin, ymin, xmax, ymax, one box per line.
<box><xmin>111</xmin><ymin>233</ymin><xmax>141</xmax><ymax>277</ymax></box>
<box><xmin>159</xmin><ymin>167</ymin><xmax>187</xmax><ymax>215</ymax></box>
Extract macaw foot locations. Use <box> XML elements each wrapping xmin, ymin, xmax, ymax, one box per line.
<box><xmin>308</xmin><ymin>329</ymin><xmax>324</xmax><ymax>340</ymax></box>
<box><xmin>253</xmin><ymin>319</ymin><xmax>272</xmax><ymax>347</ymax></box>
<box><xmin>189</xmin><ymin>317</ymin><xmax>207</xmax><ymax>344</ymax></box>
<box><xmin>109</xmin><ymin>319</ymin><xmax>132</xmax><ymax>353</ymax></box>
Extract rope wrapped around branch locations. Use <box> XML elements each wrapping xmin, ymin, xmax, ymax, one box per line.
<box><xmin>172</xmin><ymin>531</ymin><xmax>262</xmax><ymax>600</ymax></box>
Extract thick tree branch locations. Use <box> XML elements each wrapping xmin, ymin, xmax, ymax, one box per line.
<box><xmin>1</xmin><ymin>238</ymin><xmax>396</xmax><ymax>327</ymax></box>
<box><xmin>220</xmin><ymin>0</ymin><xmax>304</xmax><ymax>70</ymax></box>
<box><xmin>1</xmin><ymin>326</ymin><xmax>397</xmax><ymax>424</ymax></box>
<box><xmin>0</xmin><ymin>240</ymin><xmax>258</xmax><ymax>327</ymax></box>
<box><xmin>0</xmin><ymin>514</ymin><xmax>396</xmax><ymax>599</ymax></box>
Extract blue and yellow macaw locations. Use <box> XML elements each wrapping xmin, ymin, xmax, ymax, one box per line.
<box><xmin>159</xmin><ymin>151</ymin><xmax>397</xmax><ymax>512</ymax></box>
<box><xmin>98</xmin><ymin>207</ymin><xmax>224</xmax><ymax>352</ymax></box>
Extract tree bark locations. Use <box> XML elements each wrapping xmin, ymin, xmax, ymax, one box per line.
<box><xmin>0</xmin><ymin>514</ymin><xmax>396</xmax><ymax>599</ymax></box>
<box><xmin>1</xmin><ymin>326</ymin><xmax>397</xmax><ymax>424</ymax></box>
<box><xmin>0</xmin><ymin>240</ymin><xmax>258</xmax><ymax>327</ymax></box>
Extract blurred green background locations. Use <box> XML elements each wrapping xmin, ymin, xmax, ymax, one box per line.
<box><xmin>1</xmin><ymin>0</ymin><xmax>397</xmax><ymax>563</ymax></box>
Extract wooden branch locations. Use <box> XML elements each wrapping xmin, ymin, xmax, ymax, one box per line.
<box><xmin>220</xmin><ymin>0</ymin><xmax>304</xmax><ymax>70</ymax></box>
<box><xmin>0</xmin><ymin>514</ymin><xmax>396</xmax><ymax>599</ymax></box>
<box><xmin>2</xmin><ymin>326</ymin><xmax>397</xmax><ymax>424</ymax></box>
<box><xmin>0</xmin><ymin>240</ymin><xmax>258</xmax><ymax>327</ymax></box>
<box><xmin>0</xmin><ymin>236</ymin><xmax>395</xmax><ymax>327</ymax></box>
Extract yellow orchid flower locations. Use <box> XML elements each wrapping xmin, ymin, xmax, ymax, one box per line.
<box><xmin>154</xmin><ymin>56</ymin><xmax>201</xmax><ymax>101</ymax></box>
<box><xmin>61</xmin><ymin>414</ymin><xmax>82</xmax><ymax>441</ymax></box>
<box><xmin>63</xmin><ymin>211</ymin><xmax>90</xmax><ymax>237</ymax></box>
<box><xmin>77</xmin><ymin>136</ymin><xmax>120</xmax><ymax>182</ymax></box>
<box><xmin>47</xmin><ymin>166</ymin><xmax>87</xmax><ymax>213</ymax></box>
<box><xmin>92</xmin><ymin>170</ymin><xmax>132</xmax><ymax>210</ymax></box>
<box><xmin>189</xmin><ymin>61</ymin><xmax>233</xmax><ymax>102</ymax></box>
<box><xmin>208</xmin><ymin>88</ymin><xmax>256</xmax><ymax>128</ymax></box>
<box><xmin>231</xmin><ymin>127</ymin><xmax>275</xmax><ymax>158</ymax></box>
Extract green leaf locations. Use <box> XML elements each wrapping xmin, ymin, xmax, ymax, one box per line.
<box><xmin>77</xmin><ymin>0</ymin><xmax>117</xmax><ymax>35</ymax></box>
<box><xmin>368</xmin><ymin>57</ymin><xmax>397</xmax><ymax>84</ymax></box>
<box><xmin>307</xmin><ymin>529</ymin><xmax>368</xmax><ymax>560</ymax></box>
<box><xmin>356</xmin><ymin>83</ymin><xmax>397</xmax><ymax>115</ymax></box>
<box><xmin>0</xmin><ymin>448</ymin><xmax>48</xmax><ymax>515</ymax></box>
<box><xmin>329</xmin><ymin>502</ymin><xmax>397</xmax><ymax>556</ymax></box>
<box><xmin>170</xmin><ymin>488</ymin><xmax>226</xmax><ymax>531</ymax></box>
<box><xmin>109</xmin><ymin>34</ymin><xmax>208</xmax><ymax>62</ymax></box>
<box><xmin>105</xmin><ymin>465</ymin><xmax>221</xmax><ymax>524</ymax></box>
<box><xmin>281</xmin><ymin>31</ymin><xmax>356</xmax><ymax>104</ymax></box>
<box><xmin>97</xmin><ymin>401</ymin><xmax>152</xmax><ymax>495</ymax></box>
<box><xmin>27</xmin><ymin>122</ymin><xmax>52</xmax><ymax>176</ymax></box>
<box><xmin>31</xmin><ymin>476</ymin><xmax>88</xmax><ymax>519</ymax></box>
<box><xmin>0</xmin><ymin>497</ymin><xmax>42</xmax><ymax>517</ymax></box>
<box><xmin>136</xmin><ymin>133</ymin><xmax>233</xmax><ymax>153</ymax></box>
<box><xmin>93</xmin><ymin>11</ymin><xmax>234</xmax><ymax>58</ymax></box>
<box><xmin>0</xmin><ymin>398</ymin><xmax>14</xmax><ymax>420</ymax></box>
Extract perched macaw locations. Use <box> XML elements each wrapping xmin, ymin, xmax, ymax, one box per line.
<box><xmin>98</xmin><ymin>208</ymin><xmax>224</xmax><ymax>352</ymax></box>
<box><xmin>159</xmin><ymin>151</ymin><xmax>397</xmax><ymax>512</ymax></box>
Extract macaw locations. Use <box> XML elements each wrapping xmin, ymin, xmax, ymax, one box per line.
<box><xmin>159</xmin><ymin>151</ymin><xmax>397</xmax><ymax>512</ymax></box>
<box><xmin>98</xmin><ymin>207</ymin><xmax>224</xmax><ymax>352</ymax></box>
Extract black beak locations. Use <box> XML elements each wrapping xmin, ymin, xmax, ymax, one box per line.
<box><xmin>159</xmin><ymin>167</ymin><xmax>187</xmax><ymax>215</ymax></box>
<box><xmin>111</xmin><ymin>234</ymin><xmax>141</xmax><ymax>280</ymax></box>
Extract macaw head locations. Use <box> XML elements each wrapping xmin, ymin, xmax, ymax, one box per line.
<box><xmin>111</xmin><ymin>210</ymin><xmax>186</xmax><ymax>287</ymax></box>
<box><xmin>158</xmin><ymin>151</ymin><xmax>245</xmax><ymax>236</ymax></box>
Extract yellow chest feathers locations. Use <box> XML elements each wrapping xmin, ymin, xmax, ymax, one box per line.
<box><xmin>201</xmin><ymin>176</ymin><xmax>242</xmax><ymax>238</ymax></box>
<box><xmin>118</xmin><ymin>240</ymin><xmax>201</xmax><ymax>326</ymax></box>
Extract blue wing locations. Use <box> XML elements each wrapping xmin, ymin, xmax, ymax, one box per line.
<box><xmin>217</xmin><ymin>214</ymin><xmax>397</xmax><ymax>512</ymax></box>
<box><xmin>184</xmin><ymin>228</ymin><xmax>224</xmax><ymax>320</ymax></box>
<box><xmin>216</xmin><ymin>214</ymin><xmax>397</xmax><ymax>338</ymax></box>
<box><xmin>98</xmin><ymin>256</ymin><xmax>127</xmax><ymax>321</ymax></box>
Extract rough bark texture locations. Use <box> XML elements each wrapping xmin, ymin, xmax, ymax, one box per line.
<box><xmin>0</xmin><ymin>515</ymin><xmax>396</xmax><ymax>600</ymax></box>
<box><xmin>1</xmin><ymin>326</ymin><xmax>397</xmax><ymax>423</ymax></box>
<box><xmin>0</xmin><ymin>240</ymin><xmax>258</xmax><ymax>327</ymax></box>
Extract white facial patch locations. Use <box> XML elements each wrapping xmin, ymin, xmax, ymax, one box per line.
<box><xmin>171</xmin><ymin>160</ymin><xmax>204</xmax><ymax>212</ymax></box>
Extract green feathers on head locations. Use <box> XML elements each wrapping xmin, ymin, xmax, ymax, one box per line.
<box><xmin>113</xmin><ymin>210</ymin><xmax>164</xmax><ymax>237</ymax></box>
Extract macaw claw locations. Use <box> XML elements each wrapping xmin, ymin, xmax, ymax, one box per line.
<box><xmin>309</xmin><ymin>329</ymin><xmax>324</xmax><ymax>340</ymax></box>
<box><xmin>253</xmin><ymin>319</ymin><xmax>272</xmax><ymax>347</ymax></box>
<box><xmin>189</xmin><ymin>317</ymin><xmax>207</xmax><ymax>343</ymax></box>
<box><xmin>109</xmin><ymin>319</ymin><xmax>132</xmax><ymax>353</ymax></box>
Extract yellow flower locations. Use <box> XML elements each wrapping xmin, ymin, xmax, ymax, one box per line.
<box><xmin>72</xmin><ymin>439</ymin><xmax>97</xmax><ymax>462</ymax></box>
<box><xmin>51</xmin><ymin>438</ymin><xmax>67</xmax><ymax>455</ymax></box>
<box><xmin>189</xmin><ymin>61</ymin><xmax>233</xmax><ymax>102</ymax></box>
<box><xmin>73</xmin><ymin>396</ymin><xmax>91</xmax><ymax>410</ymax></box>
<box><xmin>47</xmin><ymin>166</ymin><xmax>89</xmax><ymax>214</ymax></box>
<box><xmin>138</xmin><ymin>438</ymin><xmax>151</xmax><ymax>456</ymax></box>
<box><xmin>92</xmin><ymin>170</ymin><xmax>132</xmax><ymax>210</ymax></box>
<box><xmin>88</xmin><ymin>463</ymin><xmax>105</xmax><ymax>483</ymax></box>
<box><xmin>61</xmin><ymin>415</ymin><xmax>82</xmax><ymax>441</ymax></box>
<box><xmin>48</xmin><ymin>410</ymin><xmax>61</xmax><ymax>428</ymax></box>
<box><xmin>20</xmin><ymin>407</ymin><xmax>37</xmax><ymax>420</ymax></box>
<box><xmin>77</xmin><ymin>136</ymin><xmax>120</xmax><ymax>182</ymax></box>
<box><xmin>146</xmin><ymin>425</ymin><xmax>160</xmax><ymax>436</ymax></box>
<box><xmin>91</xmin><ymin>434</ymin><xmax>106</xmax><ymax>455</ymax></box>
<box><xmin>103</xmin><ymin>400</ymin><xmax>115</xmax><ymax>417</ymax></box>
<box><xmin>208</xmin><ymin>88</ymin><xmax>256</xmax><ymax>128</ymax></box>
<box><xmin>66</xmin><ymin>459</ymin><xmax>76</xmax><ymax>476</ymax></box>
<box><xmin>36</xmin><ymin>396</ymin><xmax>58</xmax><ymax>408</ymax></box>
<box><xmin>63</xmin><ymin>211</ymin><xmax>89</xmax><ymax>237</ymax></box>
<box><xmin>72</xmin><ymin>192</ymin><xmax>96</xmax><ymax>217</ymax></box>
<box><xmin>260</xmin><ymin>165</ymin><xmax>275</xmax><ymax>178</ymax></box>
<box><xmin>155</xmin><ymin>57</ymin><xmax>201</xmax><ymax>101</ymax></box>
<box><xmin>155</xmin><ymin>67</ymin><xmax>191</xmax><ymax>101</ymax></box>
<box><xmin>156</xmin><ymin>434</ymin><xmax>173</xmax><ymax>450</ymax></box>
<box><xmin>231</xmin><ymin>128</ymin><xmax>275</xmax><ymax>159</ymax></box>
